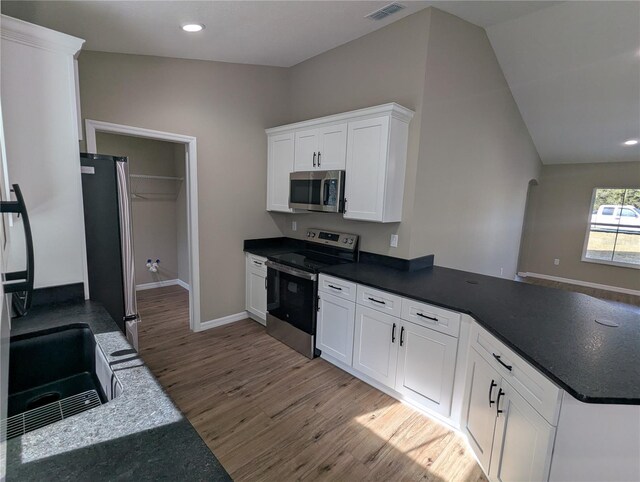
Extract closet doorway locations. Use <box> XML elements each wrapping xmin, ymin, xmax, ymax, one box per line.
<box><xmin>85</xmin><ymin>120</ymin><xmax>201</xmax><ymax>332</ymax></box>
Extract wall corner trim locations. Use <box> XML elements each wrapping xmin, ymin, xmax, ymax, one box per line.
<box><xmin>198</xmin><ymin>311</ymin><xmax>248</xmax><ymax>331</ymax></box>
<box><xmin>517</xmin><ymin>272</ymin><xmax>640</xmax><ymax>297</ymax></box>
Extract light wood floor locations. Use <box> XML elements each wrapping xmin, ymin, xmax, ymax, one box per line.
<box><xmin>137</xmin><ymin>285</ymin><xmax>487</xmax><ymax>482</ymax></box>
<box><xmin>521</xmin><ymin>276</ymin><xmax>640</xmax><ymax>307</ymax></box>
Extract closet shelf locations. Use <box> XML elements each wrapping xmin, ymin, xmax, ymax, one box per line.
<box><xmin>129</xmin><ymin>174</ymin><xmax>184</xmax><ymax>201</ymax></box>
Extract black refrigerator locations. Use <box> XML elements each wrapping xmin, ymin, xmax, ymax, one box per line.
<box><xmin>80</xmin><ymin>153</ymin><xmax>139</xmax><ymax>350</ymax></box>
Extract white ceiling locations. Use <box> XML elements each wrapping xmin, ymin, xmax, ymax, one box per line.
<box><xmin>0</xmin><ymin>1</ymin><xmax>557</xmax><ymax>67</ymax></box>
<box><xmin>2</xmin><ymin>1</ymin><xmax>637</xmax><ymax>165</ymax></box>
<box><xmin>487</xmin><ymin>1</ymin><xmax>640</xmax><ymax>164</ymax></box>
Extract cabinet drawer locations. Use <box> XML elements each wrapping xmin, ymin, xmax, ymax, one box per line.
<box><xmin>470</xmin><ymin>323</ymin><xmax>562</xmax><ymax>425</ymax></box>
<box><xmin>401</xmin><ymin>298</ymin><xmax>460</xmax><ymax>338</ymax></box>
<box><xmin>356</xmin><ymin>284</ymin><xmax>402</xmax><ymax>317</ymax></box>
<box><xmin>247</xmin><ymin>253</ymin><xmax>268</xmax><ymax>274</ymax></box>
<box><xmin>319</xmin><ymin>274</ymin><xmax>357</xmax><ymax>301</ymax></box>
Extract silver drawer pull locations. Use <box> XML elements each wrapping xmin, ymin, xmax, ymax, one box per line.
<box><xmin>328</xmin><ymin>284</ymin><xmax>343</xmax><ymax>291</ymax></box>
<box><xmin>368</xmin><ymin>297</ymin><xmax>386</xmax><ymax>305</ymax></box>
<box><xmin>416</xmin><ymin>312</ymin><xmax>438</xmax><ymax>322</ymax></box>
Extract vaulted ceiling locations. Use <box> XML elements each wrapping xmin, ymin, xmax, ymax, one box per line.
<box><xmin>2</xmin><ymin>1</ymin><xmax>638</xmax><ymax>165</ymax></box>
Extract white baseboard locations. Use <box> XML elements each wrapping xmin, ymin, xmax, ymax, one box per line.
<box><xmin>175</xmin><ymin>279</ymin><xmax>190</xmax><ymax>291</ymax></box>
<box><xmin>517</xmin><ymin>272</ymin><xmax>640</xmax><ymax>297</ymax></box>
<box><xmin>198</xmin><ymin>311</ymin><xmax>248</xmax><ymax>331</ymax></box>
<box><xmin>136</xmin><ymin>279</ymin><xmax>190</xmax><ymax>291</ymax></box>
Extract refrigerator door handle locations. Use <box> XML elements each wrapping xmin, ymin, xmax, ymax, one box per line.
<box><xmin>116</xmin><ymin>160</ymin><xmax>139</xmax><ymax>351</ymax></box>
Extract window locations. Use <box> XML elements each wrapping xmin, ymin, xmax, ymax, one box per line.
<box><xmin>582</xmin><ymin>188</ymin><xmax>640</xmax><ymax>268</ymax></box>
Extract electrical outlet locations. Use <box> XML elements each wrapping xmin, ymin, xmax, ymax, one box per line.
<box><xmin>500</xmin><ymin>267</ymin><xmax>504</xmax><ymax>276</ymax></box>
<box><xmin>390</xmin><ymin>234</ymin><xmax>399</xmax><ymax>248</ymax></box>
<box><xmin>291</xmin><ymin>221</ymin><xmax>297</xmax><ymax>232</ymax></box>
<box><xmin>554</xmin><ymin>258</ymin><xmax>560</xmax><ymax>266</ymax></box>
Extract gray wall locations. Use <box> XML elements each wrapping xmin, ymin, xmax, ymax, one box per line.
<box><xmin>79</xmin><ymin>52</ymin><xmax>290</xmax><ymax>322</ymax></box>
<box><xmin>410</xmin><ymin>9</ymin><xmax>541</xmax><ymax>279</ymax></box>
<box><xmin>96</xmin><ymin>133</ymin><xmax>187</xmax><ymax>286</ymax></box>
<box><xmin>277</xmin><ymin>8</ymin><xmax>541</xmax><ymax>280</ymax></box>
<box><xmin>519</xmin><ymin>162</ymin><xmax>640</xmax><ymax>290</ymax></box>
<box><xmin>273</xmin><ymin>8</ymin><xmax>432</xmax><ymax>258</ymax></box>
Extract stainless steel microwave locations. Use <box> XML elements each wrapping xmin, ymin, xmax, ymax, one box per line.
<box><xmin>289</xmin><ymin>170</ymin><xmax>345</xmax><ymax>213</ymax></box>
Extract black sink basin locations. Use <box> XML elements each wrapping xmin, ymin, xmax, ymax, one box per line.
<box><xmin>8</xmin><ymin>324</ymin><xmax>107</xmax><ymax>418</ymax></box>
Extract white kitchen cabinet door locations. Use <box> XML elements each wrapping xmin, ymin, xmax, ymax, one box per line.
<box><xmin>317</xmin><ymin>123</ymin><xmax>347</xmax><ymax>170</ymax></box>
<box><xmin>294</xmin><ymin>128</ymin><xmax>319</xmax><ymax>171</ymax></box>
<box><xmin>267</xmin><ymin>132</ymin><xmax>294</xmax><ymax>212</ymax></box>
<box><xmin>395</xmin><ymin>321</ymin><xmax>458</xmax><ymax>416</ymax></box>
<box><xmin>353</xmin><ymin>305</ymin><xmax>399</xmax><ymax>388</ymax></box>
<box><xmin>490</xmin><ymin>382</ymin><xmax>556</xmax><ymax>482</ymax></box>
<box><xmin>344</xmin><ymin>116</ymin><xmax>389</xmax><ymax>222</ymax></box>
<box><xmin>317</xmin><ymin>291</ymin><xmax>356</xmax><ymax>365</ymax></box>
<box><xmin>245</xmin><ymin>256</ymin><xmax>267</xmax><ymax>325</ymax></box>
<box><xmin>462</xmin><ymin>349</ymin><xmax>502</xmax><ymax>472</ymax></box>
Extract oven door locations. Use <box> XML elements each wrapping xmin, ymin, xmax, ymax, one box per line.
<box><xmin>289</xmin><ymin>170</ymin><xmax>345</xmax><ymax>213</ymax></box>
<box><xmin>266</xmin><ymin>262</ymin><xmax>317</xmax><ymax>335</ymax></box>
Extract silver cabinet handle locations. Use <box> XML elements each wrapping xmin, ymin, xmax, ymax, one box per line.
<box><xmin>313</xmin><ymin>152</ymin><xmax>317</xmax><ymax>167</ymax></box>
<box><xmin>317</xmin><ymin>151</ymin><xmax>321</xmax><ymax>167</ymax></box>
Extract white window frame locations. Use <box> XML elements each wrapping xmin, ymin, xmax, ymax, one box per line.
<box><xmin>581</xmin><ymin>187</ymin><xmax>640</xmax><ymax>270</ymax></box>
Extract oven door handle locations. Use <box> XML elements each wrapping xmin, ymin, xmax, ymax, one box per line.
<box><xmin>265</xmin><ymin>260</ymin><xmax>318</xmax><ymax>281</ymax></box>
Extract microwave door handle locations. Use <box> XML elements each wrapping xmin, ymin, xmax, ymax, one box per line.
<box><xmin>322</xmin><ymin>179</ymin><xmax>330</xmax><ymax>205</ymax></box>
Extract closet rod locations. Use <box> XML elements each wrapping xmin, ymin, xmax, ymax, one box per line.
<box><xmin>129</xmin><ymin>174</ymin><xmax>184</xmax><ymax>181</ymax></box>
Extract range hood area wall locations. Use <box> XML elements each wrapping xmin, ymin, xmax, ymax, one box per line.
<box><xmin>275</xmin><ymin>8</ymin><xmax>541</xmax><ymax>279</ymax></box>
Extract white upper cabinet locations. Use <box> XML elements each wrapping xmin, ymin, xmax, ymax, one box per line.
<box><xmin>344</xmin><ymin>116</ymin><xmax>389</xmax><ymax>221</ymax></box>
<box><xmin>294</xmin><ymin>123</ymin><xmax>347</xmax><ymax>171</ymax></box>
<box><xmin>267</xmin><ymin>132</ymin><xmax>294</xmax><ymax>212</ymax></box>
<box><xmin>266</xmin><ymin>103</ymin><xmax>413</xmax><ymax>218</ymax></box>
<box><xmin>344</xmin><ymin>111</ymin><xmax>411</xmax><ymax>222</ymax></box>
<box><xmin>317</xmin><ymin>123</ymin><xmax>347</xmax><ymax>170</ymax></box>
<box><xmin>294</xmin><ymin>128</ymin><xmax>319</xmax><ymax>171</ymax></box>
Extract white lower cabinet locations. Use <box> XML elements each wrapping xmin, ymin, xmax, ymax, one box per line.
<box><xmin>245</xmin><ymin>254</ymin><xmax>267</xmax><ymax>325</ymax></box>
<box><xmin>490</xmin><ymin>382</ymin><xmax>556</xmax><ymax>482</ymax></box>
<box><xmin>317</xmin><ymin>291</ymin><xmax>356</xmax><ymax>365</ymax></box>
<box><xmin>462</xmin><ymin>348</ymin><xmax>556</xmax><ymax>481</ymax></box>
<box><xmin>353</xmin><ymin>305</ymin><xmax>399</xmax><ymax>387</ymax></box>
<box><xmin>395</xmin><ymin>320</ymin><xmax>458</xmax><ymax>416</ymax></box>
<box><xmin>463</xmin><ymin>348</ymin><xmax>503</xmax><ymax>470</ymax></box>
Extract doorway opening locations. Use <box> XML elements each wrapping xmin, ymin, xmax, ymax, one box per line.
<box><xmin>85</xmin><ymin>120</ymin><xmax>201</xmax><ymax>334</ymax></box>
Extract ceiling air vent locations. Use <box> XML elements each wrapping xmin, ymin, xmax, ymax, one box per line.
<box><xmin>366</xmin><ymin>2</ymin><xmax>406</xmax><ymax>21</ymax></box>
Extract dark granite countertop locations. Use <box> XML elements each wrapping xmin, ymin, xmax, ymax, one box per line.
<box><xmin>7</xmin><ymin>301</ymin><xmax>230</xmax><ymax>481</ymax></box>
<box><xmin>319</xmin><ymin>262</ymin><xmax>640</xmax><ymax>405</ymax></box>
<box><xmin>244</xmin><ymin>236</ymin><xmax>305</xmax><ymax>258</ymax></box>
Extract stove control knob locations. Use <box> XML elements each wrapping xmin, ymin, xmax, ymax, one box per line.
<box><xmin>307</xmin><ymin>232</ymin><xmax>311</xmax><ymax>237</ymax></box>
<box><xmin>343</xmin><ymin>238</ymin><xmax>348</xmax><ymax>243</ymax></box>
<box><xmin>311</xmin><ymin>232</ymin><xmax>316</xmax><ymax>238</ymax></box>
<box><xmin>348</xmin><ymin>239</ymin><xmax>354</xmax><ymax>244</ymax></box>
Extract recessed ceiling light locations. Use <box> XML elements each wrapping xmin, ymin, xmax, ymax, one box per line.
<box><xmin>181</xmin><ymin>24</ymin><xmax>204</xmax><ymax>33</ymax></box>
<box><xmin>624</xmin><ymin>139</ymin><xmax>639</xmax><ymax>146</ymax></box>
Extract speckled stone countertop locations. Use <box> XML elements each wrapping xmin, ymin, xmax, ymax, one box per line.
<box><xmin>319</xmin><ymin>262</ymin><xmax>640</xmax><ymax>405</ymax></box>
<box><xmin>6</xmin><ymin>301</ymin><xmax>231</xmax><ymax>481</ymax></box>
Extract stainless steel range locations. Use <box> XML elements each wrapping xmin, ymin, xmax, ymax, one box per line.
<box><xmin>265</xmin><ymin>228</ymin><xmax>359</xmax><ymax>358</ymax></box>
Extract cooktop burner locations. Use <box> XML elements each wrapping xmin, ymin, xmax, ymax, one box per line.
<box><xmin>268</xmin><ymin>250</ymin><xmax>352</xmax><ymax>273</ymax></box>
<box><xmin>266</xmin><ymin>228</ymin><xmax>359</xmax><ymax>273</ymax></box>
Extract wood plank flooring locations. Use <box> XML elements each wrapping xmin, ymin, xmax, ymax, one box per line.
<box><xmin>137</xmin><ymin>285</ymin><xmax>487</xmax><ymax>481</ymax></box>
